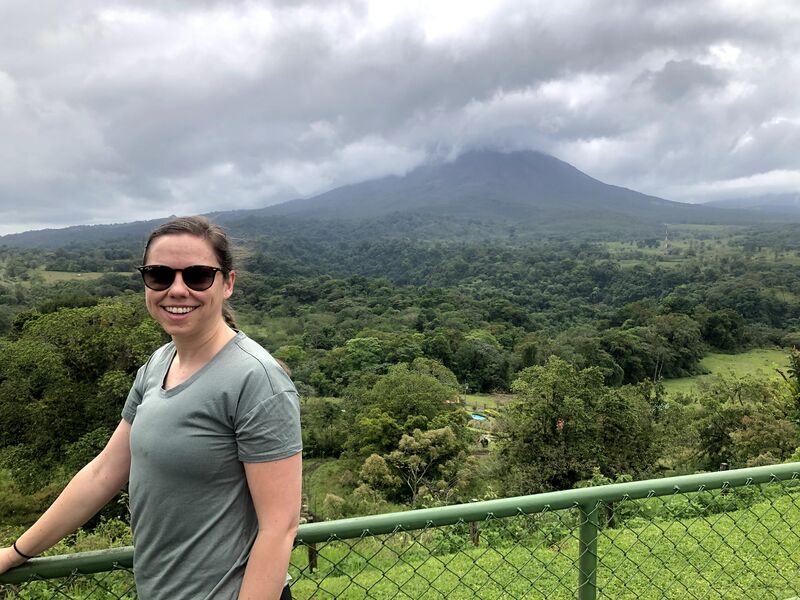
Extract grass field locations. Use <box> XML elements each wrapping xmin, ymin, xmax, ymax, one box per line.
<box><xmin>463</xmin><ymin>393</ymin><xmax>516</xmax><ymax>411</ymax></box>
<box><xmin>38</xmin><ymin>270</ymin><xmax>106</xmax><ymax>283</ymax></box>
<box><xmin>303</xmin><ymin>458</ymin><xmax>355</xmax><ymax>517</ymax></box>
<box><xmin>467</xmin><ymin>347</ymin><xmax>791</xmax><ymax>407</ymax></box>
<box><xmin>302</xmin><ymin>457</ymin><xmax>406</xmax><ymax>520</ymax></box>
<box><xmin>287</xmin><ymin>487</ymin><xmax>800</xmax><ymax>599</ymax></box>
<box><xmin>662</xmin><ymin>347</ymin><xmax>789</xmax><ymax>397</ymax></box>
<box><xmin>617</xmin><ymin>258</ymin><xmax>685</xmax><ymax>269</ymax></box>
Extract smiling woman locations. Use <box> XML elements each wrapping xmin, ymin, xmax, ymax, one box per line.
<box><xmin>140</xmin><ymin>217</ymin><xmax>239</xmax><ymax>333</ymax></box>
<box><xmin>141</xmin><ymin>232</ymin><xmax>234</xmax><ymax>343</ymax></box>
<box><xmin>0</xmin><ymin>216</ymin><xmax>302</xmax><ymax>600</ymax></box>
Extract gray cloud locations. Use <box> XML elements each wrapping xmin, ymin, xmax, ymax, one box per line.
<box><xmin>636</xmin><ymin>59</ymin><xmax>728</xmax><ymax>102</ymax></box>
<box><xmin>1</xmin><ymin>0</ymin><xmax>799</xmax><ymax>234</ymax></box>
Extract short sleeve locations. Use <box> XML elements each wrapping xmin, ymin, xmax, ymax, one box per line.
<box><xmin>235</xmin><ymin>389</ymin><xmax>302</xmax><ymax>462</ymax></box>
<box><xmin>122</xmin><ymin>363</ymin><xmax>148</xmax><ymax>424</ymax></box>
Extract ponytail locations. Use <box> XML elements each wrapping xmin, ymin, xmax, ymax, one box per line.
<box><xmin>222</xmin><ymin>301</ymin><xmax>238</xmax><ymax>330</ymax></box>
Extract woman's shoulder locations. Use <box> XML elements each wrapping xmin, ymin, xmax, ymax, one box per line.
<box><xmin>139</xmin><ymin>340</ymin><xmax>175</xmax><ymax>373</ymax></box>
<box><xmin>229</xmin><ymin>332</ymin><xmax>295</xmax><ymax>395</ymax></box>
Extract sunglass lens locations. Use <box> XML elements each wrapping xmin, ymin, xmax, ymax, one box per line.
<box><xmin>143</xmin><ymin>266</ymin><xmax>175</xmax><ymax>291</ymax></box>
<box><xmin>183</xmin><ymin>266</ymin><xmax>217</xmax><ymax>291</ymax></box>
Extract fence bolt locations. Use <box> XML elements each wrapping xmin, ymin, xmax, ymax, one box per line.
<box><xmin>469</xmin><ymin>521</ymin><xmax>480</xmax><ymax>546</ymax></box>
<box><xmin>578</xmin><ymin>502</ymin><xmax>599</xmax><ymax>600</ymax></box>
<box><xmin>307</xmin><ymin>543</ymin><xmax>318</xmax><ymax>573</ymax></box>
<box><xmin>720</xmin><ymin>463</ymin><xmax>729</xmax><ymax>495</ymax></box>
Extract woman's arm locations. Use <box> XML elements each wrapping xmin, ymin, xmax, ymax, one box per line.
<box><xmin>239</xmin><ymin>452</ymin><xmax>302</xmax><ymax>600</ymax></box>
<box><xmin>0</xmin><ymin>419</ymin><xmax>133</xmax><ymax>574</ymax></box>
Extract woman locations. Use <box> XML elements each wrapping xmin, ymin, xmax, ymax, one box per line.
<box><xmin>0</xmin><ymin>217</ymin><xmax>303</xmax><ymax>600</ymax></box>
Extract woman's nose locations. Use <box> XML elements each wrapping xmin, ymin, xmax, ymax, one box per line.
<box><xmin>168</xmin><ymin>271</ymin><xmax>190</xmax><ymax>294</ymax></box>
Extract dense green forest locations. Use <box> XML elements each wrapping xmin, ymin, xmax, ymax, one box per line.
<box><xmin>2</xmin><ymin>222</ymin><xmax>800</xmax><ymax>531</ymax></box>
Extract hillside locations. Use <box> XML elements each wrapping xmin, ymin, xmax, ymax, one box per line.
<box><xmin>0</xmin><ymin>150</ymin><xmax>786</xmax><ymax>248</ymax></box>
<box><xmin>262</xmin><ymin>150</ymin><xmax>735</xmax><ymax>223</ymax></box>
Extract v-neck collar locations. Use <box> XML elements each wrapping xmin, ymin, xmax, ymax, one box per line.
<box><xmin>159</xmin><ymin>331</ymin><xmax>244</xmax><ymax>398</ymax></box>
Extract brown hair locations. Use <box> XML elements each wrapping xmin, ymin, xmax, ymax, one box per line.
<box><xmin>143</xmin><ymin>216</ymin><xmax>237</xmax><ymax>329</ymax></box>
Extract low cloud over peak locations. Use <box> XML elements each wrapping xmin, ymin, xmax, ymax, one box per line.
<box><xmin>1</xmin><ymin>0</ymin><xmax>799</xmax><ymax>234</ymax></box>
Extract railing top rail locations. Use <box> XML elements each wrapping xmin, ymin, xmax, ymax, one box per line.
<box><xmin>0</xmin><ymin>546</ymin><xmax>133</xmax><ymax>585</ymax></box>
<box><xmin>3</xmin><ymin>461</ymin><xmax>798</xmax><ymax>583</ymax></box>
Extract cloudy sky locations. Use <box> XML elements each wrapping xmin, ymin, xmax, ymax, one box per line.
<box><xmin>1</xmin><ymin>0</ymin><xmax>799</xmax><ymax>235</ymax></box>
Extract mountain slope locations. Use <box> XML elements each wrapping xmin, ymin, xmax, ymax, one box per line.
<box><xmin>0</xmin><ymin>150</ymin><xmax>786</xmax><ymax>248</ymax></box>
<box><xmin>260</xmin><ymin>150</ymin><xmax>746</xmax><ymax>225</ymax></box>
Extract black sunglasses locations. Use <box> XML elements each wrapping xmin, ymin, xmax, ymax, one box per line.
<box><xmin>137</xmin><ymin>265</ymin><xmax>225</xmax><ymax>292</ymax></box>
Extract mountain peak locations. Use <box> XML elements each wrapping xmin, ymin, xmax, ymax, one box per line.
<box><xmin>1</xmin><ymin>149</ymin><xmax>780</xmax><ymax>248</ymax></box>
<box><xmin>265</xmin><ymin>148</ymin><xmax>672</xmax><ymax>220</ymax></box>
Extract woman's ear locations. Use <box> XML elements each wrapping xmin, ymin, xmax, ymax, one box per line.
<box><xmin>223</xmin><ymin>270</ymin><xmax>236</xmax><ymax>299</ymax></box>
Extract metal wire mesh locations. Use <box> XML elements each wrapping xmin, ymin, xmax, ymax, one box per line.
<box><xmin>593</xmin><ymin>481</ymin><xmax>800</xmax><ymax>599</ymax></box>
<box><xmin>286</xmin><ymin>479</ymin><xmax>800</xmax><ymax>598</ymax></box>
<box><xmin>3</xmin><ymin>471</ymin><xmax>800</xmax><ymax>599</ymax></box>
<box><xmin>289</xmin><ymin>510</ymin><xmax>581</xmax><ymax>599</ymax></box>
<box><xmin>1</xmin><ymin>565</ymin><xmax>135</xmax><ymax>600</ymax></box>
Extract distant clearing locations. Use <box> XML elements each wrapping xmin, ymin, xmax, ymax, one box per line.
<box><xmin>662</xmin><ymin>348</ymin><xmax>789</xmax><ymax>397</ymax></box>
<box><xmin>666</xmin><ymin>223</ymin><xmax>744</xmax><ymax>236</ymax></box>
<box><xmin>303</xmin><ymin>458</ymin><xmax>353</xmax><ymax>518</ymax></box>
<box><xmin>463</xmin><ymin>393</ymin><xmax>515</xmax><ymax>410</ymax></box>
<box><xmin>40</xmin><ymin>270</ymin><xmax>106</xmax><ymax>283</ymax></box>
<box><xmin>303</xmin><ymin>458</ymin><xmax>405</xmax><ymax>520</ymax></box>
<box><xmin>617</xmin><ymin>258</ymin><xmax>684</xmax><ymax>269</ymax></box>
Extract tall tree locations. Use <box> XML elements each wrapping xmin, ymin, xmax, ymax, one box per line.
<box><xmin>495</xmin><ymin>356</ymin><xmax>656</xmax><ymax>495</ymax></box>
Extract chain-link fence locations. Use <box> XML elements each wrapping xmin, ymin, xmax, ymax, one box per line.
<box><xmin>0</xmin><ymin>548</ymin><xmax>135</xmax><ymax>599</ymax></box>
<box><xmin>3</xmin><ymin>463</ymin><xmax>800</xmax><ymax>599</ymax></box>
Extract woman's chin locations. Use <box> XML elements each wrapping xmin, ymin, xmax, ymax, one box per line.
<box><xmin>159</xmin><ymin>318</ymin><xmax>197</xmax><ymax>338</ymax></box>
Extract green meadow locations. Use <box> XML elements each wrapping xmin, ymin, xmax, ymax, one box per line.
<box><xmin>662</xmin><ymin>347</ymin><xmax>789</xmax><ymax>397</ymax></box>
<box><xmin>287</xmin><ymin>490</ymin><xmax>800</xmax><ymax>599</ymax></box>
<box><xmin>463</xmin><ymin>393</ymin><xmax>515</xmax><ymax>411</ymax></box>
<box><xmin>461</xmin><ymin>348</ymin><xmax>792</xmax><ymax>403</ymax></box>
<box><xmin>38</xmin><ymin>270</ymin><xmax>106</xmax><ymax>283</ymax></box>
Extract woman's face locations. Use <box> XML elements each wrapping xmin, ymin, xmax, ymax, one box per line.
<box><xmin>142</xmin><ymin>233</ymin><xmax>235</xmax><ymax>340</ymax></box>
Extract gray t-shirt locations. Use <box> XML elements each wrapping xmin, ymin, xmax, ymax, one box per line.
<box><xmin>122</xmin><ymin>331</ymin><xmax>302</xmax><ymax>600</ymax></box>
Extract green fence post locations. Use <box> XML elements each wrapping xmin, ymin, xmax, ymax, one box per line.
<box><xmin>578</xmin><ymin>502</ymin><xmax>599</xmax><ymax>600</ymax></box>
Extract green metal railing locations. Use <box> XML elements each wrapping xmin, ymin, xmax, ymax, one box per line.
<box><xmin>3</xmin><ymin>462</ymin><xmax>800</xmax><ymax>598</ymax></box>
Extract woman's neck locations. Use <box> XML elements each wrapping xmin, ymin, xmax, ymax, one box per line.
<box><xmin>172</xmin><ymin>321</ymin><xmax>237</xmax><ymax>367</ymax></box>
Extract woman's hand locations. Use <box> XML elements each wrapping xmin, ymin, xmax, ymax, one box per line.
<box><xmin>0</xmin><ymin>545</ymin><xmax>28</xmax><ymax>576</ymax></box>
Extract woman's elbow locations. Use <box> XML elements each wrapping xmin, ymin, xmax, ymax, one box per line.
<box><xmin>88</xmin><ymin>451</ymin><xmax>130</xmax><ymax>494</ymax></box>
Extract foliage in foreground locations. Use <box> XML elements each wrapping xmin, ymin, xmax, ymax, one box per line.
<box><xmin>0</xmin><ymin>296</ymin><xmax>163</xmax><ymax>495</ymax></box>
